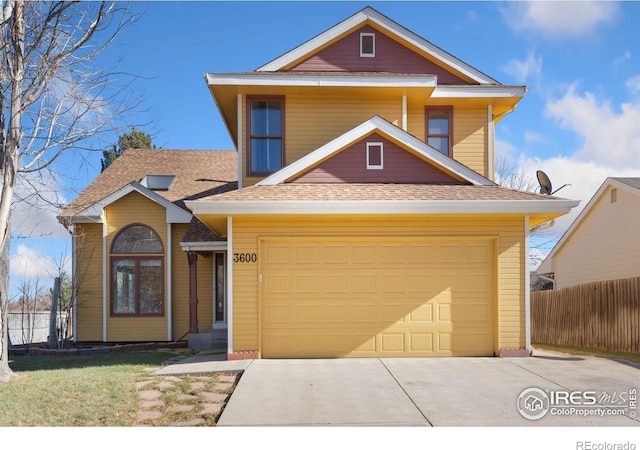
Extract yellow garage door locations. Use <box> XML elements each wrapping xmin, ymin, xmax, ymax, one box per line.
<box><xmin>261</xmin><ymin>238</ymin><xmax>495</xmax><ymax>358</ymax></box>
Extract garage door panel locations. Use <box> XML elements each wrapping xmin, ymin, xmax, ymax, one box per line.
<box><xmin>261</xmin><ymin>239</ymin><xmax>494</xmax><ymax>358</ymax></box>
<box><xmin>352</xmin><ymin>245</ymin><xmax>376</xmax><ymax>264</ymax></box>
<box><xmin>410</xmin><ymin>332</ymin><xmax>434</xmax><ymax>351</ymax></box>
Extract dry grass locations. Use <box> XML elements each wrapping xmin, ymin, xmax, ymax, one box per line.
<box><xmin>0</xmin><ymin>349</ymin><xmax>230</xmax><ymax>426</ymax></box>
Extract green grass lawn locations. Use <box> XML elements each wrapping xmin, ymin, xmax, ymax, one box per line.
<box><xmin>0</xmin><ymin>350</ymin><xmax>180</xmax><ymax>426</ymax></box>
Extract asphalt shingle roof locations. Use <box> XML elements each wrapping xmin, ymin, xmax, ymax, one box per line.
<box><xmin>61</xmin><ymin>149</ymin><xmax>237</xmax><ymax>217</ymax></box>
<box><xmin>612</xmin><ymin>177</ymin><xmax>640</xmax><ymax>190</ymax></box>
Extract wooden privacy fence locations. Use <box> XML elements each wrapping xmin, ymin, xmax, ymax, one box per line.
<box><xmin>531</xmin><ymin>276</ymin><xmax>640</xmax><ymax>353</ymax></box>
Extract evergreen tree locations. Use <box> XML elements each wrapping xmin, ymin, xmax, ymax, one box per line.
<box><xmin>100</xmin><ymin>128</ymin><xmax>156</xmax><ymax>172</ymax></box>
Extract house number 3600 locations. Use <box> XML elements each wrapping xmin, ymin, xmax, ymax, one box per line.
<box><xmin>233</xmin><ymin>253</ymin><xmax>257</xmax><ymax>263</ymax></box>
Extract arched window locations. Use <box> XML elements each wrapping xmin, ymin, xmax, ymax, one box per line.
<box><xmin>111</xmin><ymin>224</ymin><xmax>164</xmax><ymax>316</ymax></box>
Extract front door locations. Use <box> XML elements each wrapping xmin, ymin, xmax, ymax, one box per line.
<box><xmin>214</xmin><ymin>253</ymin><xmax>226</xmax><ymax>323</ymax></box>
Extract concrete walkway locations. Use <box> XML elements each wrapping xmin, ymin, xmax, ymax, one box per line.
<box><xmin>154</xmin><ymin>351</ymin><xmax>253</xmax><ymax>376</ymax></box>
<box><xmin>154</xmin><ymin>349</ymin><xmax>640</xmax><ymax>427</ymax></box>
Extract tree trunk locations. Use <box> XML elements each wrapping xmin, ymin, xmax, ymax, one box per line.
<box><xmin>0</xmin><ymin>236</ymin><xmax>14</xmax><ymax>383</ymax></box>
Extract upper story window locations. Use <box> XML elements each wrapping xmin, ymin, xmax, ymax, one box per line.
<box><xmin>360</xmin><ymin>32</ymin><xmax>375</xmax><ymax>57</ymax></box>
<box><xmin>111</xmin><ymin>224</ymin><xmax>164</xmax><ymax>316</ymax></box>
<box><xmin>366</xmin><ymin>142</ymin><xmax>384</xmax><ymax>169</ymax></box>
<box><xmin>426</xmin><ymin>106</ymin><xmax>453</xmax><ymax>156</ymax></box>
<box><xmin>248</xmin><ymin>97</ymin><xmax>284</xmax><ymax>175</ymax></box>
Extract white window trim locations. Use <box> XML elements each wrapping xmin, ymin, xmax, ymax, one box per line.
<box><xmin>360</xmin><ymin>32</ymin><xmax>375</xmax><ymax>57</ymax></box>
<box><xmin>366</xmin><ymin>142</ymin><xmax>384</xmax><ymax>170</ymax></box>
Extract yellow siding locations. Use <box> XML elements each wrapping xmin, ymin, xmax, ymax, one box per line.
<box><xmin>452</xmin><ymin>107</ymin><xmax>487</xmax><ymax>177</ymax></box>
<box><xmin>244</xmin><ymin>93</ymin><xmax>403</xmax><ymax>186</ymax></box>
<box><xmin>104</xmin><ymin>192</ymin><xmax>168</xmax><ymax>341</ymax></box>
<box><xmin>75</xmin><ymin>223</ymin><xmax>104</xmax><ymax>342</ymax></box>
<box><xmin>231</xmin><ymin>215</ymin><xmax>526</xmax><ymax>355</ymax></box>
<box><xmin>242</xmin><ymin>95</ymin><xmax>490</xmax><ymax>185</ymax></box>
<box><xmin>555</xmin><ymin>187</ymin><xmax>640</xmax><ymax>288</ymax></box>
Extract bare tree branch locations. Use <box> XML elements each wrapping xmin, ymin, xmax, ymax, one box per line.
<box><xmin>0</xmin><ymin>0</ymin><xmax>145</xmax><ymax>382</ymax></box>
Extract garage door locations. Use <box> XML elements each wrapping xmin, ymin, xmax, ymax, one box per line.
<box><xmin>261</xmin><ymin>238</ymin><xmax>495</xmax><ymax>358</ymax></box>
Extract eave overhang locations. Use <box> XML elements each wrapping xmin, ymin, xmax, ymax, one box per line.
<box><xmin>187</xmin><ymin>199</ymin><xmax>579</xmax><ymax>220</ymax></box>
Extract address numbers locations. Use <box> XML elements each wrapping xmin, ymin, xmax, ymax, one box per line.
<box><xmin>233</xmin><ymin>253</ymin><xmax>257</xmax><ymax>263</ymax></box>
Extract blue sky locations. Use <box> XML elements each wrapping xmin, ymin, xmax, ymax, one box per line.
<box><xmin>9</xmin><ymin>1</ymin><xmax>640</xmax><ymax>297</ymax></box>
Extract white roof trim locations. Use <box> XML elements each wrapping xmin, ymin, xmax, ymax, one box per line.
<box><xmin>537</xmin><ymin>177</ymin><xmax>637</xmax><ymax>273</ymax></box>
<box><xmin>69</xmin><ymin>182</ymin><xmax>193</xmax><ymax>224</ymax></box>
<box><xmin>205</xmin><ymin>73</ymin><xmax>437</xmax><ymax>89</ymax></box>
<box><xmin>180</xmin><ymin>241</ymin><xmax>228</xmax><ymax>252</ymax></box>
<box><xmin>257</xmin><ymin>115</ymin><xmax>493</xmax><ymax>187</ymax></box>
<box><xmin>432</xmin><ymin>85</ymin><xmax>527</xmax><ymax>98</ymax></box>
<box><xmin>257</xmin><ymin>7</ymin><xmax>498</xmax><ymax>85</ymax></box>
<box><xmin>187</xmin><ymin>199</ymin><xmax>579</xmax><ymax>217</ymax></box>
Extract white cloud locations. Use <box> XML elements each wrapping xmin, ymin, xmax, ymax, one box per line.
<box><xmin>10</xmin><ymin>172</ymin><xmax>69</xmax><ymax>239</ymax></box>
<box><xmin>524</xmin><ymin>131</ymin><xmax>546</xmax><ymax>144</ymax></box>
<box><xmin>626</xmin><ymin>75</ymin><xmax>640</xmax><ymax>96</ymax></box>
<box><xmin>544</xmin><ymin>84</ymin><xmax>640</xmax><ymax>169</ymax></box>
<box><xmin>501</xmin><ymin>1</ymin><xmax>619</xmax><ymax>38</ymax></box>
<box><xmin>495</xmin><ymin>137</ymin><xmax>516</xmax><ymax>160</ymax></box>
<box><xmin>502</xmin><ymin>52</ymin><xmax>542</xmax><ymax>84</ymax></box>
<box><xmin>10</xmin><ymin>245</ymin><xmax>60</xmax><ymax>280</ymax></box>
<box><xmin>612</xmin><ymin>51</ymin><xmax>631</xmax><ymax>70</ymax></box>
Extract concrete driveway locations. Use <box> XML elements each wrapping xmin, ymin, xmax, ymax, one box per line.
<box><xmin>217</xmin><ymin>351</ymin><xmax>640</xmax><ymax>426</ymax></box>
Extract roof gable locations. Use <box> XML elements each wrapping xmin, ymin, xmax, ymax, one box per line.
<box><xmin>257</xmin><ymin>7</ymin><xmax>498</xmax><ymax>85</ymax></box>
<box><xmin>291</xmin><ymin>132</ymin><xmax>466</xmax><ymax>184</ymax></box>
<box><xmin>537</xmin><ymin>177</ymin><xmax>640</xmax><ymax>274</ymax></box>
<box><xmin>61</xmin><ymin>182</ymin><xmax>193</xmax><ymax>224</ymax></box>
<box><xmin>289</xmin><ymin>24</ymin><xmax>469</xmax><ymax>84</ymax></box>
<box><xmin>257</xmin><ymin>116</ymin><xmax>494</xmax><ymax>187</ymax></box>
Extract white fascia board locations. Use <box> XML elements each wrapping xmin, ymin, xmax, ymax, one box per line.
<box><xmin>180</xmin><ymin>241</ymin><xmax>228</xmax><ymax>252</ymax></box>
<box><xmin>432</xmin><ymin>86</ymin><xmax>526</xmax><ymax>98</ymax></box>
<box><xmin>186</xmin><ymin>199</ymin><xmax>580</xmax><ymax>217</ymax></box>
<box><xmin>74</xmin><ymin>182</ymin><xmax>193</xmax><ymax>224</ymax></box>
<box><xmin>206</xmin><ymin>73</ymin><xmax>437</xmax><ymax>89</ymax></box>
<box><xmin>257</xmin><ymin>115</ymin><xmax>493</xmax><ymax>187</ymax></box>
<box><xmin>257</xmin><ymin>7</ymin><xmax>497</xmax><ymax>85</ymax></box>
<box><xmin>57</xmin><ymin>214</ymin><xmax>102</xmax><ymax>224</ymax></box>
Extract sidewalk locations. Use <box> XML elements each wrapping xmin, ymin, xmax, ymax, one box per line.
<box><xmin>153</xmin><ymin>351</ymin><xmax>254</xmax><ymax>376</ymax></box>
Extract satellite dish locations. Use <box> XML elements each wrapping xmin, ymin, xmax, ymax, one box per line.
<box><xmin>536</xmin><ymin>170</ymin><xmax>552</xmax><ymax>195</ymax></box>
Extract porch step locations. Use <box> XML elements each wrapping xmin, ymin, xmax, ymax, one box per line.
<box><xmin>188</xmin><ymin>329</ymin><xmax>227</xmax><ymax>352</ymax></box>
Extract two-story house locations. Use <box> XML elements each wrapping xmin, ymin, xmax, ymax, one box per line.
<box><xmin>59</xmin><ymin>7</ymin><xmax>577</xmax><ymax>358</ymax></box>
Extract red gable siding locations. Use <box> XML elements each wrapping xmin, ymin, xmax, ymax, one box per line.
<box><xmin>290</xmin><ymin>25</ymin><xmax>469</xmax><ymax>85</ymax></box>
<box><xmin>291</xmin><ymin>134</ymin><xmax>464</xmax><ymax>184</ymax></box>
